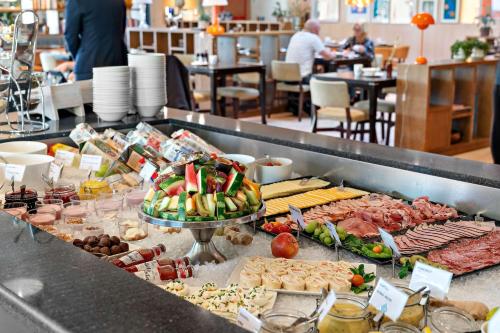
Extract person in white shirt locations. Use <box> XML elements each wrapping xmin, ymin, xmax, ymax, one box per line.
<box><xmin>285</xmin><ymin>19</ymin><xmax>334</xmax><ymax>83</ymax></box>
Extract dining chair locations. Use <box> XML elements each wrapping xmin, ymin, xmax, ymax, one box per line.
<box><xmin>309</xmin><ymin>78</ymin><xmax>369</xmax><ymax>140</ymax></box>
<box><xmin>353</xmin><ymin>98</ymin><xmax>395</xmax><ymax>145</ymax></box>
<box><xmin>271</xmin><ymin>60</ymin><xmax>310</xmax><ymax>122</ymax></box>
<box><xmin>174</xmin><ymin>54</ymin><xmax>211</xmax><ymax>112</ymax></box>
<box><xmin>216</xmin><ymin>85</ymin><xmax>260</xmax><ymax>119</ymax></box>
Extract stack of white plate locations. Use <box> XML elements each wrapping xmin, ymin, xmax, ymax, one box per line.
<box><xmin>128</xmin><ymin>53</ymin><xmax>166</xmax><ymax>118</ymax></box>
<box><xmin>93</xmin><ymin>66</ymin><xmax>130</xmax><ymax>122</ymax></box>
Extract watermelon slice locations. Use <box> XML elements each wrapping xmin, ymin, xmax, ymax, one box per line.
<box><xmin>185</xmin><ymin>163</ymin><xmax>198</xmax><ymax>193</ymax></box>
<box><xmin>177</xmin><ymin>192</ymin><xmax>188</xmax><ymax>221</ymax></box>
<box><xmin>159</xmin><ymin>175</ymin><xmax>185</xmax><ymax>196</ymax></box>
<box><xmin>224</xmin><ymin>171</ymin><xmax>244</xmax><ymax>197</ymax></box>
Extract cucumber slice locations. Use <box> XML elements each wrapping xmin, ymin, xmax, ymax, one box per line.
<box><xmin>205</xmin><ymin>194</ymin><xmax>216</xmax><ymax>217</ymax></box>
<box><xmin>224</xmin><ymin>197</ymin><xmax>238</xmax><ymax>212</ymax></box>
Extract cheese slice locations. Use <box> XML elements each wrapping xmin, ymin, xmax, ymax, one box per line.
<box><xmin>261</xmin><ymin>178</ymin><xmax>331</xmax><ymax>200</ymax></box>
<box><xmin>264</xmin><ymin>187</ymin><xmax>369</xmax><ymax>216</ymax></box>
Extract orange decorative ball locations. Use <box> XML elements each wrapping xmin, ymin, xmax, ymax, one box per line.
<box><xmin>207</xmin><ymin>24</ymin><xmax>225</xmax><ymax>36</ymax></box>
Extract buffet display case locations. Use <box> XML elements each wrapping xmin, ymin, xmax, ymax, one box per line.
<box><xmin>1</xmin><ymin>108</ymin><xmax>500</xmax><ymax>332</ymax></box>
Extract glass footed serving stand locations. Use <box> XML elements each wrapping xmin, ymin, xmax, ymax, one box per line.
<box><xmin>138</xmin><ymin>202</ymin><xmax>266</xmax><ymax>265</ymax></box>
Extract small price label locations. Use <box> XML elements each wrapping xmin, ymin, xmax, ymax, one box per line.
<box><xmin>139</xmin><ymin>160</ymin><xmax>157</xmax><ymax>181</ymax></box>
<box><xmin>5</xmin><ymin>164</ymin><xmax>26</xmax><ymax>182</ymax></box>
<box><xmin>318</xmin><ymin>291</ymin><xmax>337</xmax><ymax>322</ymax></box>
<box><xmin>79</xmin><ymin>154</ymin><xmax>103</xmax><ymax>171</ymax></box>
<box><xmin>409</xmin><ymin>261</ymin><xmax>453</xmax><ymax>300</ymax></box>
<box><xmin>236</xmin><ymin>307</ymin><xmax>262</xmax><ymax>333</ymax></box>
<box><xmin>489</xmin><ymin>309</ymin><xmax>500</xmax><ymax>333</ymax></box>
<box><xmin>48</xmin><ymin>161</ymin><xmax>64</xmax><ymax>182</ymax></box>
<box><xmin>369</xmin><ymin>278</ymin><xmax>409</xmax><ymax>322</ymax></box>
<box><xmin>326</xmin><ymin>221</ymin><xmax>342</xmax><ymax>245</ymax></box>
<box><xmin>54</xmin><ymin>150</ymin><xmax>75</xmax><ymax>166</ymax></box>
<box><xmin>289</xmin><ymin>205</ymin><xmax>306</xmax><ymax>230</ymax></box>
<box><xmin>378</xmin><ymin>228</ymin><xmax>401</xmax><ymax>257</ymax></box>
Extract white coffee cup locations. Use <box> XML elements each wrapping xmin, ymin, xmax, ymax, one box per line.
<box><xmin>209</xmin><ymin>55</ymin><xmax>218</xmax><ymax>66</ymax></box>
<box><xmin>0</xmin><ymin>141</ymin><xmax>47</xmax><ymax>155</ymax></box>
<box><xmin>220</xmin><ymin>154</ymin><xmax>256</xmax><ymax>180</ymax></box>
<box><xmin>353</xmin><ymin>64</ymin><xmax>364</xmax><ymax>77</ymax></box>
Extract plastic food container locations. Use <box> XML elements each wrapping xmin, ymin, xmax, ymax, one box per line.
<box><xmin>125</xmin><ymin>189</ymin><xmax>147</xmax><ymax>208</ymax></box>
<box><xmin>260</xmin><ymin>309</ymin><xmax>315</xmax><ymax>333</ymax></box>
<box><xmin>61</xmin><ymin>203</ymin><xmax>88</xmax><ymax>230</ymax></box>
<box><xmin>118</xmin><ymin>218</ymin><xmax>148</xmax><ymax>241</ymax></box>
<box><xmin>2</xmin><ymin>202</ymin><xmax>28</xmax><ymax>220</ymax></box>
<box><xmin>318</xmin><ymin>294</ymin><xmax>373</xmax><ymax>333</ymax></box>
<box><xmin>430</xmin><ymin>307</ymin><xmax>478</xmax><ymax>333</ymax></box>
<box><xmin>28</xmin><ymin>208</ymin><xmax>56</xmax><ymax>226</ymax></box>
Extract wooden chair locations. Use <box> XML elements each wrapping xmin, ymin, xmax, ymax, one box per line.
<box><xmin>271</xmin><ymin>60</ymin><xmax>310</xmax><ymax>122</ymax></box>
<box><xmin>217</xmin><ymin>86</ymin><xmax>260</xmax><ymax>119</ymax></box>
<box><xmin>310</xmin><ymin>78</ymin><xmax>369</xmax><ymax>140</ymax></box>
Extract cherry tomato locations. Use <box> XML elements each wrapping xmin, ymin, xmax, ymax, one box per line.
<box><xmin>351</xmin><ymin>274</ymin><xmax>365</xmax><ymax>287</ymax></box>
<box><xmin>210</xmin><ymin>153</ymin><xmax>218</xmax><ymax>160</ymax></box>
<box><xmin>278</xmin><ymin>224</ymin><xmax>291</xmax><ymax>234</ymax></box>
<box><xmin>373</xmin><ymin>245</ymin><xmax>383</xmax><ymax>254</ymax></box>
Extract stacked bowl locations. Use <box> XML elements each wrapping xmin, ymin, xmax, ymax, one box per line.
<box><xmin>92</xmin><ymin>66</ymin><xmax>131</xmax><ymax>122</ymax></box>
<box><xmin>128</xmin><ymin>53</ymin><xmax>166</xmax><ymax>118</ymax></box>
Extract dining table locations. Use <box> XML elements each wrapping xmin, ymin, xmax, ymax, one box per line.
<box><xmin>187</xmin><ymin>63</ymin><xmax>267</xmax><ymax>124</ymax></box>
<box><xmin>313</xmin><ymin>71</ymin><xmax>397</xmax><ymax>144</ymax></box>
<box><xmin>315</xmin><ymin>56</ymin><xmax>373</xmax><ymax>73</ymax></box>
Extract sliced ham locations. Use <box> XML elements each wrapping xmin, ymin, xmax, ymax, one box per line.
<box><xmin>337</xmin><ymin>217</ymin><xmax>380</xmax><ymax>238</ymax></box>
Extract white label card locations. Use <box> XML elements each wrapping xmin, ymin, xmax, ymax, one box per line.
<box><xmin>54</xmin><ymin>150</ymin><xmax>75</xmax><ymax>166</ymax></box>
<box><xmin>326</xmin><ymin>221</ymin><xmax>342</xmax><ymax>245</ymax></box>
<box><xmin>5</xmin><ymin>164</ymin><xmax>26</xmax><ymax>182</ymax></box>
<box><xmin>139</xmin><ymin>160</ymin><xmax>157</xmax><ymax>181</ymax></box>
<box><xmin>79</xmin><ymin>154</ymin><xmax>103</xmax><ymax>171</ymax></box>
<box><xmin>48</xmin><ymin>161</ymin><xmax>64</xmax><ymax>182</ymax></box>
<box><xmin>318</xmin><ymin>291</ymin><xmax>337</xmax><ymax>322</ymax></box>
<box><xmin>378</xmin><ymin>228</ymin><xmax>401</xmax><ymax>257</ymax></box>
<box><xmin>289</xmin><ymin>205</ymin><xmax>306</xmax><ymax>230</ymax></box>
<box><xmin>409</xmin><ymin>261</ymin><xmax>453</xmax><ymax>300</ymax></box>
<box><xmin>369</xmin><ymin>278</ymin><xmax>409</xmax><ymax>322</ymax></box>
<box><xmin>489</xmin><ymin>310</ymin><xmax>500</xmax><ymax>333</ymax></box>
<box><xmin>236</xmin><ymin>307</ymin><xmax>262</xmax><ymax>333</ymax></box>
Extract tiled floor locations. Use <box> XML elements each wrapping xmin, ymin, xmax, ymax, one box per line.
<box><xmin>241</xmin><ymin>111</ymin><xmax>494</xmax><ymax>164</ymax></box>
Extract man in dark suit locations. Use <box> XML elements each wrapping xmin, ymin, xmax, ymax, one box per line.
<box><xmin>64</xmin><ymin>0</ymin><xmax>128</xmax><ymax>81</ymax></box>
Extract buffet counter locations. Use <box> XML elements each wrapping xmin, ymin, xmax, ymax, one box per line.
<box><xmin>1</xmin><ymin>108</ymin><xmax>500</xmax><ymax>332</ymax></box>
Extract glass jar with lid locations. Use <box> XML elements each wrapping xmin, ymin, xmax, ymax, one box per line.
<box><xmin>318</xmin><ymin>294</ymin><xmax>373</xmax><ymax>333</ymax></box>
<box><xmin>260</xmin><ymin>309</ymin><xmax>316</xmax><ymax>333</ymax></box>
<box><xmin>380</xmin><ymin>322</ymin><xmax>421</xmax><ymax>333</ymax></box>
<box><xmin>79</xmin><ymin>179</ymin><xmax>112</xmax><ymax>197</ymax></box>
<box><xmin>430</xmin><ymin>307</ymin><xmax>478</xmax><ymax>333</ymax></box>
<box><xmin>375</xmin><ymin>286</ymin><xmax>425</xmax><ymax>329</ymax></box>
<box><xmin>44</xmin><ymin>182</ymin><xmax>77</xmax><ymax>203</ymax></box>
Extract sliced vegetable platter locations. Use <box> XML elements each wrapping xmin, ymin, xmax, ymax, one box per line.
<box><xmin>142</xmin><ymin>153</ymin><xmax>263</xmax><ymax>223</ymax></box>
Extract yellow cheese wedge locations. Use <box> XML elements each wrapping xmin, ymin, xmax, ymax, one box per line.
<box><xmin>261</xmin><ymin>179</ymin><xmax>331</xmax><ymax>200</ymax></box>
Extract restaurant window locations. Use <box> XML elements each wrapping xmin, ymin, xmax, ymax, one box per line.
<box><xmin>390</xmin><ymin>0</ymin><xmax>416</xmax><ymax>23</ymax></box>
<box><xmin>312</xmin><ymin>0</ymin><xmax>340</xmax><ymax>22</ymax></box>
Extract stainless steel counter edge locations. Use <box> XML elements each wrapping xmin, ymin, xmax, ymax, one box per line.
<box><xmin>2</xmin><ymin>108</ymin><xmax>500</xmax><ymax>188</ymax></box>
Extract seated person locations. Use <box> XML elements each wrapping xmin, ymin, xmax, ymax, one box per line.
<box><xmin>341</xmin><ymin>23</ymin><xmax>374</xmax><ymax>60</ymax></box>
<box><xmin>285</xmin><ymin>19</ymin><xmax>334</xmax><ymax>83</ymax></box>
